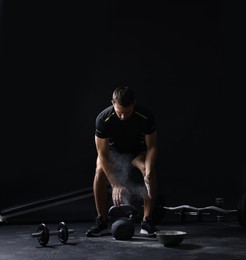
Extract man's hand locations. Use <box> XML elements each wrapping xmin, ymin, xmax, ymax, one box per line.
<box><xmin>112</xmin><ymin>186</ymin><xmax>130</xmax><ymax>207</ymax></box>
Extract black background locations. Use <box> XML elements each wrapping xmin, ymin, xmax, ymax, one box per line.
<box><xmin>1</xmin><ymin>0</ymin><xmax>245</xmax><ymax>219</ymax></box>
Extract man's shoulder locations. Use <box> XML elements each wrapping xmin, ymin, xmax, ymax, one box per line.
<box><xmin>96</xmin><ymin>105</ymin><xmax>115</xmax><ymax>121</ymax></box>
<box><xmin>134</xmin><ymin>104</ymin><xmax>154</xmax><ymax>118</ymax></box>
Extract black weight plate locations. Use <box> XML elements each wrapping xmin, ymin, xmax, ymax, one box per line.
<box><xmin>58</xmin><ymin>222</ymin><xmax>68</xmax><ymax>244</ymax></box>
<box><xmin>37</xmin><ymin>223</ymin><xmax>49</xmax><ymax>246</ymax></box>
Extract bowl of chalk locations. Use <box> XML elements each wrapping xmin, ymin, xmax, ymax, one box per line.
<box><xmin>155</xmin><ymin>230</ymin><xmax>187</xmax><ymax>247</ymax></box>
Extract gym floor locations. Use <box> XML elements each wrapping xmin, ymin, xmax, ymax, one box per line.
<box><xmin>1</xmin><ymin>219</ymin><xmax>246</xmax><ymax>260</ymax></box>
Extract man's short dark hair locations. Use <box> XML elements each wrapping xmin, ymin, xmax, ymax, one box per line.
<box><xmin>112</xmin><ymin>86</ymin><xmax>136</xmax><ymax>107</ymax></box>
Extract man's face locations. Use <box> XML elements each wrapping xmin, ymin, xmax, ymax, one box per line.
<box><xmin>112</xmin><ymin>102</ymin><xmax>135</xmax><ymax>121</ymax></box>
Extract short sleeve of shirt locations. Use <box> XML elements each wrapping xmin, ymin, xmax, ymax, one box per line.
<box><xmin>95</xmin><ymin>106</ymin><xmax>114</xmax><ymax>138</ymax></box>
<box><xmin>142</xmin><ymin>109</ymin><xmax>156</xmax><ymax>135</ymax></box>
<box><xmin>95</xmin><ymin>116</ymin><xmax>107</xmax><ymax>138</ymax></box>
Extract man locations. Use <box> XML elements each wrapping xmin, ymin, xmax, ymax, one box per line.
<box><xmin>86</xmin><ymin>86</ymin><xmax>159</xmax><ymax>237</ymax></box>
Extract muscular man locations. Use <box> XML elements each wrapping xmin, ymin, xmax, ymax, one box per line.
<box><xmin>86</xmin><ymin>86</ymin><xmax>159</xmax><ymax>237</ymax></box>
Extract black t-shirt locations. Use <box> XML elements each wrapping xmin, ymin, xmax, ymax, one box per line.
<box><xmin>95</xmin><ymin>105</ymin><xmax>156</xmax><ymax>154</ymax></box>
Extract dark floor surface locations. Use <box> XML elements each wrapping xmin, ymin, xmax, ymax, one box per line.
<box><xmin>0</xmin><ymin>220</ymin><xmax>246</xmax><ymax>260</ymax></box>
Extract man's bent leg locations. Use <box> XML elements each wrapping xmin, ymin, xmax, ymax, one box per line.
<box><xmin>93</xmin><ymin>169</ymin><xmax>109</xmax><ymax>221</ymax></box>
<box><xmin>86</xmin><ymin>161</ymin><xmax>110</xmax><ymax>237</ymax></box>
<box><xmin>143</xmin><ymin>173</ymin><xmax>157</xmax><ymax>219</ymax></box>
<box><xmin>140</xmin><ymin>173</ymin><xmax>159</xmax><ymax>235</ymax></box>
<box><xmin>132</xmin><ymin>155</ymin><xmax>159</xmax><ymax>235</ymax></box>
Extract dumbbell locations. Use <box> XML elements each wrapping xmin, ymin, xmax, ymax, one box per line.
<box><xmin>31</xmin><ymin>222</ymin><xmax>74</xmax><ymax>246</ymax></box>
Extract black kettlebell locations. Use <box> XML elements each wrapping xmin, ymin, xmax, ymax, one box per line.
<box><xmin>111</xmin><ymin>217</ymin><xmax>135</xmax><ymax>240</ymax></box>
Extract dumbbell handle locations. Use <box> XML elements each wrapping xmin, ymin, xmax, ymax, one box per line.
<box><xmin>32</xmin><ymin>228</ymin><xmax>74</xmax><ymax>237</ymax></box>
<box><xmin>50</xmin><ymin>229</ymin><xmax>74</xmax><ymax>236</ymax></box>
<box><xmin>32</xmin><ymin>231</ymin><xmax>43</xmax><ymax>238</ymax></box>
